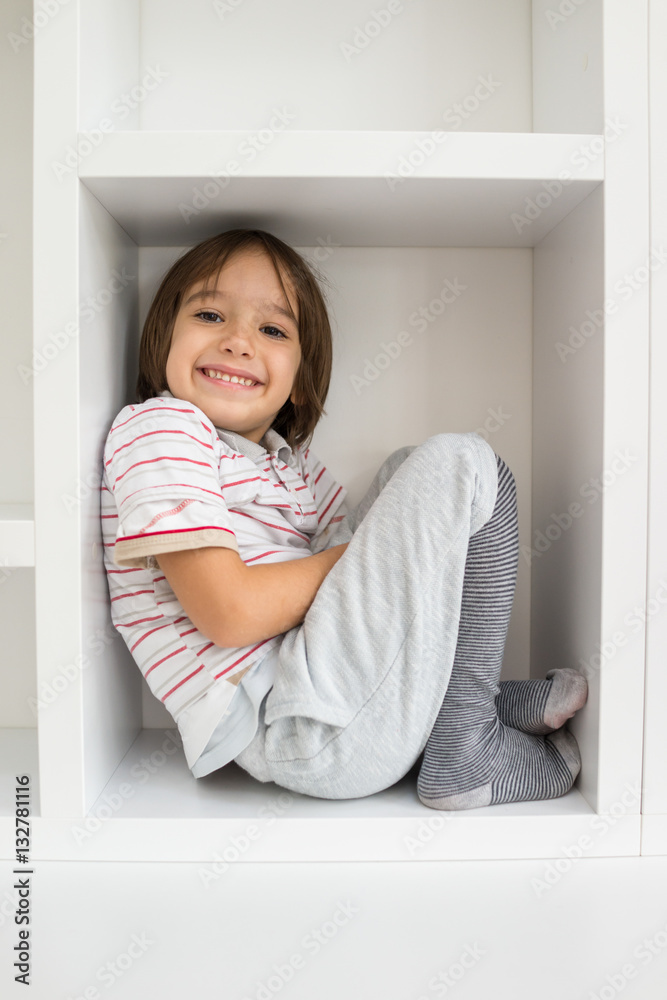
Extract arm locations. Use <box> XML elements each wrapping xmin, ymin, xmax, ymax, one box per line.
<box><xmin>155</xmin><ymin>543</ymin><xmax>349</xmax><ymax>648</ymax></box>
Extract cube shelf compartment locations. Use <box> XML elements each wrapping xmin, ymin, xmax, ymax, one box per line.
<box><xmin>14</xmin><ymin>0</ymin><xmax>653</xmax><ymax>862</ymax></box>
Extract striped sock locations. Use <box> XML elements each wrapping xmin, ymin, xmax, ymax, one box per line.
<box><xmin>417</xmin><ymin>455</ymin><xmax>581</xmax><ymax>810</ymax></box>
<box><xmin>496</xmin><ymin>669</ymin><xmax>588</xmax><ymax>735</ymax></box>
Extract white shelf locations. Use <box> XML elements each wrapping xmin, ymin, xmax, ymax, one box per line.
<box><xmin>0</xmin><ymin>504</ymin><xmax>34</xmax><ymax>567</ymax></box>
<box><xmin>28</xmin><ymin>0</ymin><xmax>654</xmax><ymax>861</ymax></box>
<box><xmin>22</xmin><ymin>729</ymin><xmax>638</xmax><ymax>863</ymax></box>
<box><xmin>79</xmin><ymin>130</ymin><xmax>603</xmax><ymax>247</ymax></box>
<box><xmin>0</xmin><ymin>728</ymin><xmax>39</xmax><ymax>817</ymax></box>
<box><xmin>641</xmin><ymin>816</ymin><xmax>667</xmax><ymax>855</ymax></box>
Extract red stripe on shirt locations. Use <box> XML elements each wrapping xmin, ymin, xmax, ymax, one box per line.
<box><xmin>221</xmin><ymin>475</ymin><xmax>264</xmax><ymax>490</ymax></box>
<box><xmin>111</xmin><ymin>589</ymin><xmax>154</xmax><ymax>603</ymax></box>
<box><xmin>108</xmin><ymin>404</ymin><xmax>200</xmax><ymax>434</ymax></box>
<box><xmin>318</xmin><ymin>486</ymin><xmax>344</xmax><ymax>523</ymax></box>
<box><xmin>213</xmin><ymin>639</ymin><xmax>272</xmax><ymax>679</ymax></box>
<box><xmin>116</xmin><ymin>614</ymin><xmax>165</xmax><ymax>628</ymax></box>
<box><xmin>145</xmin><ymin>644</ymin><xmax>188</xmax><ymax>678</ymax></box>
<box><xmin>119</xmin><ymin>482</ymin><xmax>225</xmax><ymax>508</ymax></box>
<box><xmin>112</xmin><ymin>454</ymin><xmax>214</xmax><ymax>486</ymax></box>
<box><xmin>130</xmin><ymin>621</ymin><xmax>173</xmax><ymax>652</ymax></box>
<box><xmin>162</xmin><ymin>662</ymin><xmax>206</xmax><ymax>700</ymax></box>
<box><xmin>245</xmin><ymin>549</ymin><xmax>284</xmax><ymax>563</ymax></box>
<box><xmin>105</xmin><ymin>427</ymin><xmax>215</xmax><ymax>466</ymax></box>
<box><xmin>233</xmin><ymin>509</ymin><xmax>311</xmax><ymax>542</ymax></box>
<box><xmin>116</xmin><ymin>525</ymin><xmax>236</xmax><ymax>544</ymax></box>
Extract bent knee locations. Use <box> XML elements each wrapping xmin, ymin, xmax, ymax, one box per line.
<box><xmin>424</xmin><ymin>430</ymin><xmax>493</xmax><ymax>457</ymax></box>
<box><xmin>388</xmin><ymin>444</ymin><xmax>418</xmax><ymax>464</ymax></box>
<box><xmin>424</xmin><ymin>431</ymin><xmax>513</xmax><ymax>479</ymax></box>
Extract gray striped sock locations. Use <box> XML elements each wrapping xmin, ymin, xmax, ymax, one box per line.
<box><xmin>496</xmin><ymin>669</ymin><xmax>588</xmax><ymax>735</ymax></box>
<box><xmin>417</xmin><ymin>455</ymin><xmax>581</xmax><ymax>810</ymax></box>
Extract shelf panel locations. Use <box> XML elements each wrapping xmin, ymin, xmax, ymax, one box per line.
<box><xmin>0</xmin><ymin>729</ymin><xmax>39</xmax><ymax>817</ymax></box>
<box><xmin>79</xmin><ymin>131</ymin><xmax>603</xmax><ymax>248</ymax></box>
<box><xmin>0</xmin><ymin>505</ymin><xmax>34</xmax><ymax>567</ymax></box>
<box><xmin>17</xmin><ymin>729</ymin><xmax>640</xmax><ymax>862</ymax></box>
<box><xmin>641</xmin><ymin>816</ymin><xmax>667</xmax><ymax>856</ymax></box>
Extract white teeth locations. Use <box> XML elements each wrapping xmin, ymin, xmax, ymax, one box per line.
<box><xmin>203</xmin><ymin>369</ymin><xmax>255</xmax><ymax>386</ymax></box>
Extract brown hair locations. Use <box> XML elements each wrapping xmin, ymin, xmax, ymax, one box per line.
<box><xmin>136</xmin><ymin>228</ymin><xmax>334</xmax><ymax>452</ymax></box>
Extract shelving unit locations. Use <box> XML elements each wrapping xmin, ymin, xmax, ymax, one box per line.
<box><xmin>641</xmin><ymin>0</ymin><xmax>667</xmax><ymax>857</ymax></box>
<box><xmin>0</xmin><ymin>505</ymin><xmax>34</xmax><ymax>567</ymax></box>
<box><xmin>11</xmin><ymin>0</ymin><xmax>654</xmax><ymax>863</ymax></box>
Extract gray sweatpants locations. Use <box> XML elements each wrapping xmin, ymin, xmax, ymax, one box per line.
<box><xmin>233</xmin><ymin>432</ymin><xmax>499</xmax><ymax>799</ymax></box>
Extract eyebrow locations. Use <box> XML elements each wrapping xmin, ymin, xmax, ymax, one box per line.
<box><xmin>184</xmin><ymin>289</ymin><xmax>297</xmax><ymax>326</ymax></box>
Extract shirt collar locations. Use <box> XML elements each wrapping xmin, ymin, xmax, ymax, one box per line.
<box><xmin>158</xmin><ymin>390</ymin><xmax>293</xmax><ymax>465</ymax></box>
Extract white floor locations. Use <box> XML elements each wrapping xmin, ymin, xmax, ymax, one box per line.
<box><xmin>3</xmin><ymin>856</ymin><xmax>667</xmax><ymax>999</ymax></box>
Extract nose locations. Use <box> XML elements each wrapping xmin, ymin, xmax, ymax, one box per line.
<box><xmin>216</xmin><ymin>316</ymin><xmax>255</xmax><ymax>354</ymax></box>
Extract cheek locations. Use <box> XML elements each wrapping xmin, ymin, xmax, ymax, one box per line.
<box><xmin>165</xmin><ymin>343</ymin><xmax>188</xmax><ymax>384</ymax></box>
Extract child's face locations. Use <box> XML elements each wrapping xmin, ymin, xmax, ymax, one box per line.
<box><xmin>166</xmin><ymin>250</ymin><xmax>301</xmax><ymax>444</ymax></box>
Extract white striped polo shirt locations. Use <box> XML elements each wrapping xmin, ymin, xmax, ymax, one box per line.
<box><xmin>100</xmin><ymin>390</ymin><xmax>348</xmax><ymax>769</ymax></box>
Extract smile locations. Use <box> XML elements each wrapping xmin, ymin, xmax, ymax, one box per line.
<box><xmin>198</xmin><ymin>368</ymin><xmax>261</xmax><ymax>388</ymax></box>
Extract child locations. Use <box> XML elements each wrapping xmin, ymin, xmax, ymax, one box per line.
<box><xmin>101</xmin><ymin>228</ymin><xmax>588</xmax><ymax>810</ymax></box>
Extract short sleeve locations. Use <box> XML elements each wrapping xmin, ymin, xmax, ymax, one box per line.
<box><xmin>103</xmin><ymin>398</ymin><xmax>239</xmax><ymax>568</ymax></box>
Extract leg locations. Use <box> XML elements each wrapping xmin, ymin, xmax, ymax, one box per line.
<box><xmin>309</xmin><ymin>444</ymin><xmax>419</xmax><ymax>554</ymax></box>
<box><xmin>336</xmin><ymin>453</ymin><xmax>589</xmax><ymax>743</ymax></box>
<box><xmin>235</xmin><ymin>431</ymin><xmax>502</xmax><ymax>798</ymax></box>
<box><xmin>416</xmin><ymin>456</ymin><xmax>582</xmax><ymax>810</ymax></box>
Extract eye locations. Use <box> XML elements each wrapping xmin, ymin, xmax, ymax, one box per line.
<box><xmin>194</xmin><ymin>311</ymin><xmax>288</xmax><ymax>339</ymax></box>
<box><xmin>262</xmin><ymin>325</ymin><xmax>287</xmax><ymax>339</ymax></box>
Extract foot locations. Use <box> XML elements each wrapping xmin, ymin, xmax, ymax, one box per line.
<box><xmin>543</xmin><ymin>669</ymin><xmax>589</xmax><ymax>732</ymax></box>
<box><xmin>417</xmin><ymin>719</ymin><xmax>582</xmax><ymax>811</ymax></box>
<box><xmin>495</xmin><ymin>668</ymin><xmax>588</xmax><ymax>735</ymax></box>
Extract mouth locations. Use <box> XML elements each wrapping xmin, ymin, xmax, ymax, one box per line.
<box><xmin>197</xmin><ymin>367</ymin><xmax>262</xmax><ymax>390</ymax></box>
